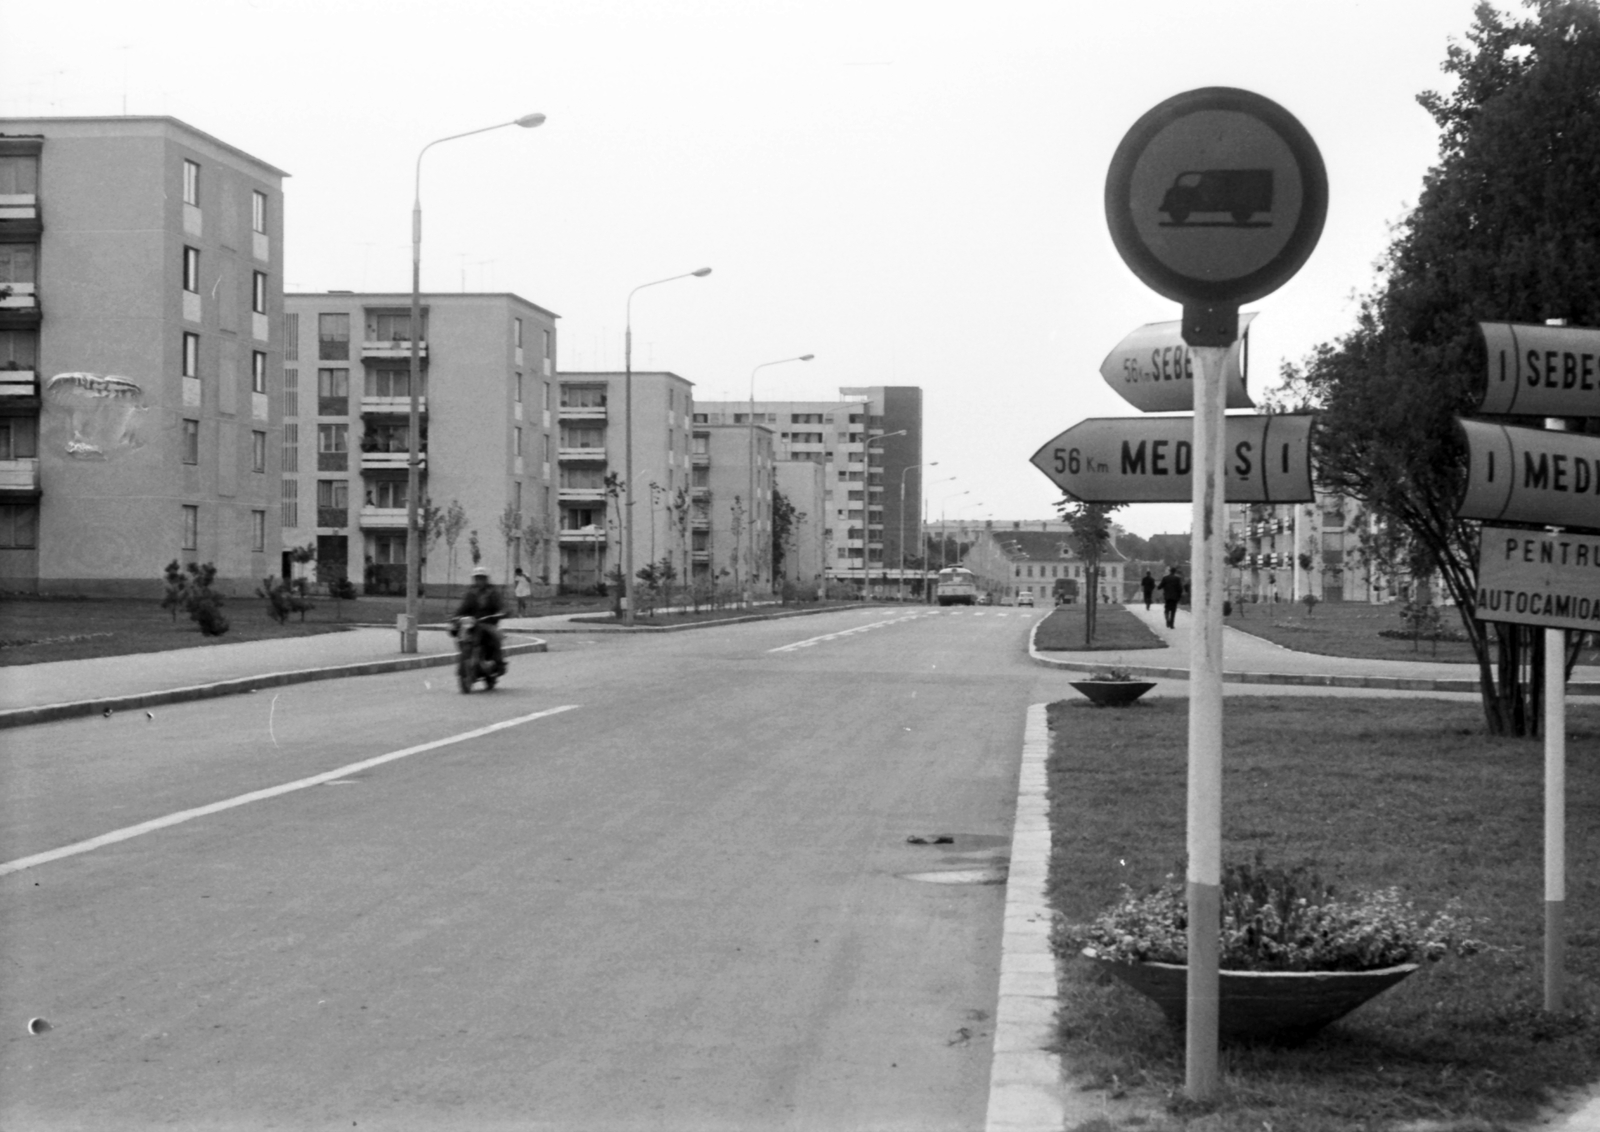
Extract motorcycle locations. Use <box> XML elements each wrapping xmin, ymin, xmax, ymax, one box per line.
<box><xmin>451</xmin><ymin>612</ymin><xmax>505</xmax><ymax>693</ymax></box>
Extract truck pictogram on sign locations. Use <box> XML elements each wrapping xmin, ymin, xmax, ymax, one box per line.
<box><xmin>1160</xmin><ymin>169</ymin><xmax>1274</xmax><ymax>226</ymax></box>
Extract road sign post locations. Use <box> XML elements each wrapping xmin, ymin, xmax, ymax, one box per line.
<box><xmin>1104</xmin><ymin>87</ymin><xmax>1325</xmax><ymax>1101</ymax></box>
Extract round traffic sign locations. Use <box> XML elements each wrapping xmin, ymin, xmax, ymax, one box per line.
<box><xmin>1105</xmin><ymin>87</ymin><xmax>1327</xmax><ymax>306</ymax></box>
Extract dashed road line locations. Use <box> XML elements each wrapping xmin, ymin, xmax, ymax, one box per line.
<box><xmin>768</xmin><ymin>612</ymin><xmax>932</xmax><ymax>653</ymax></box>
<box><xmin>0</xmin><ymin>705</ymin><xmax>580</xmax><ymax>877</ymax></box>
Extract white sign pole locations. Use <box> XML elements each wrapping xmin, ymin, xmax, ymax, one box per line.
<box><xmin>1543</xmin><ymin>398</ymin><xmax>1569</xmax><ymax>1013</ymax></box>
<box><xmin>1185</xmin><ymin>342</ymin><xmax>1229</xmax><ymax>1099</ymax></box>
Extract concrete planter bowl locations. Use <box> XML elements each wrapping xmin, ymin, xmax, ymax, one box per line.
<box><xmin>1068</xmin><ymin>680</ymin><xmax>1156</xmax><ymax>707</ymax></box>
<box><xmin>1083</xmin><ymin>949</ymin><xmax>1420</xmax><ymax>1042</ymax></box>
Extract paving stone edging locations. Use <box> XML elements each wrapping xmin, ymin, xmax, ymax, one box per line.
<box><xmin>1027</xmin><ymin>621</ymin><xmax>1600</xmax><ymax>694</ymax></box>
<box><xmin>0</xmin><ymin>638</ymin><xmax>549</xmax><ymax>730</ymax></box>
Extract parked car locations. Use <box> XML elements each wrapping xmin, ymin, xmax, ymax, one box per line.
<box><xmin>1017</xmin><ymin>591</ymin><xmax>1035</xmax><ymax>607</ymax></box>
<box><xmin>977</xmin><ymin>592</ymin><xmax>992</xmax><ymax>605</ymax></box>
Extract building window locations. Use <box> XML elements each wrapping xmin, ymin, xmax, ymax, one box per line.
<box><xmin>365</xmin><ymin>368</ymin><xmax>422</xmax><ymax>398</ymax></box>
<box><xmin>183</xmin><ymin>160</ymin><xmax>200</xmax><ymax>206</ymax></box>
<box><xmin>251</xmin><ymin>510</ymin><xmax>266</xmax><ymax>552</ymax></box>
<box><xmin>183</xmin><ymin>332</ymin><xmax>200</xmax><ymax>378</ymax></box>
<box><xmin>317</xmin><ymin>479</ymin><xmax>348</xmax><ymax>505</ymax></box>
<box><xmin>252</xmin><ymin>430</ymin><xmax>267</xmax><ymax>473</ymax></box>
<box><xmin>183</xmin><ymin>246</ymin><xmax>200</xmax><ymax>293</ymax></box>
<box><xmin>0</xmin><ymin>329</ymin><xmax>38</xmax><ymax>369</ymax></box>
<box><xmin>514</xmin><ymin>318</ymin><xmax>523</xmax><ymax>348</ymax></box>
<box><xmin>284</xmin><ymin>313</ymin><xmax>299</xmax><ymax>361</ymax></box>
<box><xmin>252</xmin><ymin>351</ymin><xmax>267</xmax><ymax>394</ymax></box>
<box><xmin>317</xmin><ymin>368</ymin><xmax>349</xmax><ymax>415</ymax></box>
<box><xmin>514</xmin><ymin>426</ymin><xmax>523</xmax><ymax>456</ymax></box>
<box><xmin>515</xmin><ymin>373</ymin><xmax>523</xmax><ymax>403</ymax></box>
<box><xmin>252</xmin><ymin>272</ymin><xmax>268</xmax><ymax>316</ymax></box>
<box><xmin>318</xmin><ymin>313</ymin><xmax>350</xmax><ymax>360</ymax></box>
<box><xmin>0</xmin><ymin>244</ymin><xmax>36</xmax><ymax>287</ymax></box>
<box><xmin>0</xmin><ymin>416</ymin><xmax>38</xmax><ymax>459</ymax></box>
<box><xmin>0</xmin><ymin>502</ymin><xmax>37</xmax><ymax>548</ymax></box>
<box><xmin>317</xmin><ymin>423</ymin><xmax>348</xmax><ymax>453</ymax></box>
<box><xmin>283</xmin><ymin>369</ymin><xmax>299</xmax><ymax>418</ymax></box>
<box><xmin>252</xmin><ymin>190</ymin><xmax>267</xmax><ymax>234</ymax></box>
<box><xmin>542</xmin><ymin>381</ymin><xmax>551</xmax><ymax>411</ymax></box>
<box><xmin>0</xmin><ymin>155</ymin><xmax>38</xmax><ymax>196</ymax></box>
<box><xmin>181</xmin><ymin>505</ymin><xmax>199</xmax><ymax>550</ymax></box>
<box><xmin>282</xmin><ymin>422</ymin><xmax>298</xmax><ymax>471</ymax></box>
<box><xmin>182</xmin><ymin>419</ymin><xmax>199</xmax><ymax>464</ymax></box>
<box><xmin>366</xmin><ymin>310</ymin><xmax>423</xmax><ymax>341</ymax></box>
<box><xmin>371</xmin><ymin>480</ymin><xmax>407</xmax><ymax>508</ymax></box>
<box><xmin>561</xmin><ymin>385</ymin><xmax>606</xmax><ymax>408</ymax></box>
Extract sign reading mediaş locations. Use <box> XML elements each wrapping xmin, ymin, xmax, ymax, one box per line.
<box><xmin>1099</xmin><ymin>313</ymin><xmax>1257</xmax><ymax>412</ymax></box>
<box><xmin>1029</xmin><ymin>415</ymin><xmax>1313</xmax><ymax>504</ymax></box>
<box><xmin>1105</xmin><ymin>88</ymin><xmax>1329</xmax><ymax>312</ymax></box>
<box><xmin>1477</xmin><ymin>525</ymin><xmax>1600</xmax><ymax>632</ymax></box>
<box><xmin>1457</xmin><ymin>418</ymin><xmax>1600</xmax><ymax>532</ymax></box>
<box><xmin>1477</xmin><ymin>321</ymin><xmax>1600</xmax><ymax>418</ymax></box>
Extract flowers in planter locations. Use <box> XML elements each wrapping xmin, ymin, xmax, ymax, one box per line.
<box><xmin>1085</xmin><ymin>665</ymin><xmax>1136</xmax><ymax>681</ymax></box>
<box><xmin>1061</xmin><ymin>853</ymin><xmax>1483</xmax><ymax>972</ymax></box>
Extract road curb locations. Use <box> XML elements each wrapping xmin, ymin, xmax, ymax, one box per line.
<box><xmin>0</xmin><ymin>637</ymin><xmax>549</xmax><ymax>730</ymax></box>
<box><xmin>985</xmin><ymin>703</ymin><xmax>1072</xmax><ymax>1132</ymax></box>
<box><xmin>553</xmin><ymin>602</ymin><xmax>896</xmax><ymax>633</ymax></box>
<box><xmin>1026</xmin><ymin>622</ymin><xmax>1600</xmax><ymax>694</ymax></box>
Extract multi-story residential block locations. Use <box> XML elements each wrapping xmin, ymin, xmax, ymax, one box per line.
<box><xmin>962</xmin><ymin>525</ymin><xmax>1128</xmax><ymax>606</ymax></box>
<box><xmin>1225</xmin><ymin>491</ymin><xmax>1382</xmax><ymax>604</ymax></box>
<box><xmin>774</xmin><ymin>458</ymin><xmax>826</xmax><ymax>591</ymax></box>
<box><xmin>555</xmin><ymin>371</ymin><xmax>695</xmax><ymax>592</ymax></box>
<box><xmin>687</xmin><ymin>423</ymin><xmax>777</xmax><ymax>592</ymax></box>
<box><xmin>283</xmin><ymin>292</ymin><xmax>558</xmax><ymax>595</ymax></box>
<box><xmin>696</xmin><ymin>385</ymin><xmax>923</xmax><ymax>592</ymax></box>
<box><xmin>0</xmin><ymin>117</ymin><xmax>286</xmax><ymax>595</ymax></box>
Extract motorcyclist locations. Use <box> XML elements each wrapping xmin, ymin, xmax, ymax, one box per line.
<box><xmin>453</xmin><ymin>565</ymin><xmax>506</xmax><ymax>677</ymax></box>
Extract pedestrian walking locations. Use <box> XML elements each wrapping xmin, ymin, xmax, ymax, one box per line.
<box><xmin>1157</xmin><ymin>566</ymin><xmax>1184</xmax><ymax>629</ymax></box>
<box><xmin>1140</xmin><ymin>570</ymin><xmax>1155</xmax><ymax>610</ymax></box>
<box><xmin>513</xmin><ymin>566</ymin><xmax>532</xmax><ymax>616</ymax></box>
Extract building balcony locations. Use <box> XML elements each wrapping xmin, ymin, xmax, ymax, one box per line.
<box><xmin>0</xmin><ymin>457</ymin><xmax>40</xmax><ymax>494</ymax></box>
<box><xmin>558</xmin><ymin>445</ymin><xmax>608</xmax><ymax>462</ymax></box>
<box><xmin>690</xmin><ymin>484</ymin><xmax>709</xmax><ymax>498</ymax></box>
<box><xmin>360</xmin><ymin>450</ymin><xmax>425</xmax><ymax>472</ymax></box>
<box><xmin>0</xmin><ymin>284</ymin><xmax>39</xmax><ymax>327</ymax></box>
<box><xmin>0</xmin><ymin>369</ymin><xmax>38</xmax><ymax>404</ymax></box>
<box><xmin>691</xmin><ymin>516</ymin><xmax>710</xmax><ymax>530</ymax></box>
<box><xmin>360</xmin><ymin>339</ymin><xmax>427</xmax><ymax>361</ymax></box>
<box><xmin>690</xmin><ymin>452</ymin><xmax>709</xmax><ymax>466</ymax></box>
<box><xmin>559</xmin><ymin>526</ymin><xmax>606</xmax><ymax>546</ymax></box>
<box><xmin>691</xmin><ymin>550</ymin><xmax>710</xmax><ymax>563</ymax></box>
<box><xmin>558</xmin><ymin>405</ymin><xmax>608</xmax><ymax>422</ymax></box>
<box><xmin>358</xmin><ymin>505</ymin><xmax>410</xmax><ymax>529</ymax></box>
<box><xmin>361</xmin><ymin>395</ymin><xmax>427</xmax><ymax>416</ymax></box>
<box><xmin>558</xmin><ymin>487</ymin><xmax>606</xmax><ymax>503</ymax></box>
<box><xmin>0</xmin><ymin>193</ymin><xmax>39</xmax><ymax>225</ymax></box>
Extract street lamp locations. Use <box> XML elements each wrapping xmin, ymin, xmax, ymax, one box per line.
<box><xmin>623</xmin><ymin>268</ymin><xmax>711</xmax><ymax>627</ymax></box>
<box><xmin>748</xmin><ymin>353</ymin><xmax>813</xmax><ymax>605</ymax></box>
<box><xmin>920</xmin><ymin>474</ymin><xmax>956</xmax><ymax>602</ymax></box>
<box><xmin>897</xmin><ymin>460</ymin><xmax>936</xmax><ymax>603</ymax></box>
<box><xmin>936</xmin><ymin>489</ymin><xmax>970</xmax><ymax>576</ymax></box>
<box><xmin>403</xmin><ymin>112</ymin><xmax>545</xmax><ymax>654</ymax></box>
<box><xmin>860</xmin><ymin>428</ymin><xmax>907</xmax><ymax>598</ymax></box>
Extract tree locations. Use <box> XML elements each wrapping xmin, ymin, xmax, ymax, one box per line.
<box><xmin>417</xmin><ymin>497</ymin><xmax>443</xmax><ymax>606</ymax></box>
<box><xmin>1059</xmin><ymin>499</ymin><xmax>1124</xmax><ymax>646</ymax></box>
<box><xmin>468</xmin><ymin>529</ymin><xmax>481</xmax><ymax>566</ymax></box>
<box><xmin>1280</xmin><ymin>0</ymin><xmax>1600</xmax><ymax>734</ymax></box>
<box><xmin>771</xmin><ymin>488</ymin><xmax>796</xmax><ymax>591</ymax></box>
<box><xmin>442</xmin><ymin>499</ymin><xmax>468</xmax><ymax>598</ymax></box>
<box><xmin>730</xmin><ymin>495</ymin><xmax>745</xmax><ymax>602</ymax></box>
<box><xmin>498</xmin><ymin>502</ymin><xmax>522</xmax><ymax>580</ymax></box>
<box><xmin>523</xmin><ymin>512</ymin><xmax>549</xmax><ymax>583</ymax></box>
<box><xmin>670</xmin><ymin>486</ymin><xmax>691</xmax><ymax>605</ymax></box>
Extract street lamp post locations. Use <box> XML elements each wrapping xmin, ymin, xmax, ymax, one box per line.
<box><xmin>860</xmin><ymin>428</ymin><xmax>907</xmax><ymax>598</ymax></box>
<box><xmin>936</xmin><ymin>489</ymin><xmax>970</xmax><ymax>576</ymax></box>
<box><xmin>403</xmin><ymin>112</ymin><xmax>545</xmax><ymax>654</ymax></box>
<box><xmin>623</xmin><ymin>268</ymin><xmax>711</xmax><ymax>627</ymax></box>
<box><xmin>897</xmin><ymin>460</ymin><xmax>936</xmax><ymax>603</ymax></box>
<box><xmin>748</xmin><ymin>354</ymin><xmax>813</xmax><ymax>606</ymax></box>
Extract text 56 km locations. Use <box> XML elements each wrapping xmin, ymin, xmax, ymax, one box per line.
<box><xmin>1052</xmin><ymin>448</ymin><xmax>1109</xmax><ymax>475</ymax></box>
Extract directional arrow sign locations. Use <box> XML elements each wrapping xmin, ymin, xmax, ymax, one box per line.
<box><xmin>1100</xmin><ymin>313</ymin><xmax>1258</xmax><ymax>412</ymax></box>
<box><xmin>1029</xmin><ymin>414</ymin><xmax>1313</xmax><ymax>503</ymax></box>
<box><xmin>1458</xmin><ymin>419</ymin><xmax>1600</xmax><ymax>532</ymax></box>
<box><xmin>1478</xmin><ymin>322</ymin><xmax>1600</xmax><ymax>418</ymax></box>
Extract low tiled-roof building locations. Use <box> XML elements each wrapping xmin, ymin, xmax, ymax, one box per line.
<box><xmin>961</xmin><ymin>527</ymin><xmax>1128</xmax><ymax>606</ymax></box>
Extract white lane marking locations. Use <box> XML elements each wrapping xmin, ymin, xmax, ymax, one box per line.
<box><xmin>768</xmin><ymin>612</ymin><xmax>930</xmax><ymax>653</ymax></box>
<box><xmin>0</xmin><ymin>705</ymin><xmax>580</xmax><ymax>877</ymax></box>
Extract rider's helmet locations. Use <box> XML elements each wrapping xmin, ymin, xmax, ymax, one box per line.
<box><xmin>471</xmin><ymin>566</ymin><xmax>490</xmax><ymax>580</ymax></box>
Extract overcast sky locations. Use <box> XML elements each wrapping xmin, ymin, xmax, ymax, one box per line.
<box><xmin>4</xmin><ymin>0</ymin><xmax>1501</xmax><ymax>537</ymax></box>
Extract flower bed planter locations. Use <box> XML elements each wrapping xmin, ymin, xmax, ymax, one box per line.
<box><xmin>1068</xmin><ymin>680</ymin><xmax>1156</xmax><ymax>706</ymax></box>
<box><xmin>1083</xmin><ymin>949</ymin><xmax>1419</xmax><ymax>1042</ymax></box>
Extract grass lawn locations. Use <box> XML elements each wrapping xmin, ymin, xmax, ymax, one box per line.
<box><xmin>1046</xmin><ymin>695</ymin><xmax>1600</xmax><ymax>1130</ymax></box>
<box><xmin>0</xmin><ymin>590</ymin><xmax>616</xmax><ymax>666</ymax></box>
<box><xmin>1034</xmin><ymin>604</ymin><xmax>1170</xmax><ymax>652</ymax></box>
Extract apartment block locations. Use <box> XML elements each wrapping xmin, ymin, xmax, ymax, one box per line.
<box><xmin>696</xmin><ymin>385</ymin><xmax>923</xmax><ymax>591</ymax></box>
<box><xmin>688</xmin><ymin>423</ymin><xmax>776</xmax><ymax>591</ymax></box>
<box><xmin>0</xmin><ymin>117</ymin><xmax>286</xmax><ymax>595</ymax></box>
<box><xmin>555</xmin><ymin>371</ymin><xmax>695</xmax><ymax>592</ymax></box>
<box><xmin>283</xmin><ymin>292</ymin><xmax>558</xmax><ymax>595</ymax></box>
<box><xmin>1226</xmin><ymin>491</ymin><xmax>1381</xmax><ymax>604</ymax></box>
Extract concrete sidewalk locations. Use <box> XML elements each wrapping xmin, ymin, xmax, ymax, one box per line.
<box><xmin>1032</xmin><ymin>604</ymin><xmax>1600</xmax><ymax>694</ymax></box>
<box><xmin>0</xmin><ymin>625</ymin><xmax>548</xmax><ymax>729</ymax></box>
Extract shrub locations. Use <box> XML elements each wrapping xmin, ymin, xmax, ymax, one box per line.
<box><xmin>176</xmin><ymin>561</ymin><xmax>230</xmax><ymax>637</ymax></box>
<box><xmin>1063</xmin><ymin>852</ymin><xmax>1482</xmax><ymax>972</ymax></box>
<box><xmin>256</xmin><ymin>576</ymin><xmax>314</xmax><ymax>624</ymax></box>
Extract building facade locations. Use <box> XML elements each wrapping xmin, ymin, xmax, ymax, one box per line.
<box><xmin>1225</xmin><ymin>491</ymin><xmax>1383</xmax><ymax>605</ymax></box>
<box><xmin>0</xmin><ymin>116</ymin><xmax>286</xmax><ymax>595</ymax></box>
<box><xmin>696</xmin><ymin>385</ymin><xmax>923</xmax><ymax>591</ymax></box>
<box><xmin>962</xmin><ymin>526</ymin><xmax>1128</xmax><ymax>606</ymax></box>
<box><xmin>282</xmin><ymin>292</ymin><xmax>559</xmax><ymax>596</ymax></box>
<box><xmin>554</xmin><ymin>371</ymin><xmax>696</xmax><ymax>592</ymax></box>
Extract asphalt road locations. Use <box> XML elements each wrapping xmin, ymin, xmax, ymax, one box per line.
<box><xmin>0</xmin><ymin>606</ymin><xmax>1057</xmax><ymax>1131</ymax></box>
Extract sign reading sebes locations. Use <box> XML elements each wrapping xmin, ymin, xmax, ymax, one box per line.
<box><xmin>1100</xmin><ymin>313</ymin><xmax>1258</xmax><ymax>412</ymax></box>
<box><xmin>1477</xmin><ymin>524</ymin><xmax>1600</xmax><ymax>632</ymax></box>
<box><xmin>1457</xmin><ymin>419</ymin><xmax>1600</xmax><ymax>532</ymax></box>
<box><xmin>1477</xmin><ymin>322</ymin><xmax>1600</xmax><ymax>418</ymax></box>
<box><xmin>1030</xmin><ymin>414</ymin><xmax>1313</xmax><ymax>504</ymax></box>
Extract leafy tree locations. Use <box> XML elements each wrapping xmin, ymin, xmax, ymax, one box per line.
<box><xmin>1059</xmin><ymin>499</ymin><xmax>1124</xmax><ymax>646</ymax></box>
<box><xmin>442</xmin><ymin>499</ymin><xmax>468</xmax><ymax>597</ymax></box>
<box><xmin>417</xmin><ymin>496</ymin><xmax>444</xmax><ymax>603</ymax></box>
<box><xmin>1280</xmin><ymin>0</ymin><xmax>1600</xmax><ymax>734</ymax></box>
<box><xmin>770</xmin><ymin>488</ymin><xmax>796</xmax><ymax>588</ymax></box>
<box><xmin>468</xmin><ymin>529</ymin><xmax>481</xmax><ymax>566</ymax></box>
<box><xmin>730</xmin><ymin>495</ymin><xmax>745</xmax><ymax>601</ymax></box>
<box><xmin>498</xmin><ymin>502</ymin><xmax>522</xmax><ymax>580</ymax></box>
<box><xmin>161</xmin><ymin>560</ymin><xmax>189</xmax><ymax>622</ymax></box>
<box><xmin>523</xmin><ymin>512</ymin><xmax>549</xmax><ymax>583</ymax></box>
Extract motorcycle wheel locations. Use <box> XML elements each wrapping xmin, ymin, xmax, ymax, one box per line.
<box><xmin>458</xmin><ymin>651</ymin><xmax>474</xmax><ymax>693</ymax></box>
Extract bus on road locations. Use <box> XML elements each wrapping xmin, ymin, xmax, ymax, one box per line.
<box><xmin>934</xmin><ymin>566</ymin><xmax>979</xmax><ymax>606</ymax></box>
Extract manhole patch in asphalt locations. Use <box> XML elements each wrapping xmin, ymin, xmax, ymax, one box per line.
<box><xmin>901</xmin><ymin>867</ymin><xmax>1008</xmax><ymax>885</ymax></box>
